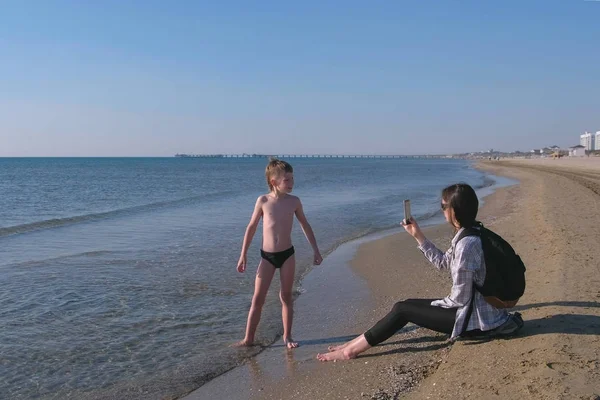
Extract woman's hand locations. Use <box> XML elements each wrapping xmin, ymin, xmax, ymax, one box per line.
<box><xmin>401</xmin><ymin>218</ymin><xmax>426</xmax><ymax>245</ymax></box>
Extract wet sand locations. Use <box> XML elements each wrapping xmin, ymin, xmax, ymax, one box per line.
<box><xmin>184</xmin><ymin>157</ymin><xmax>600</xmax><ymax>399</ymax></box>
<box><xmin>184</xmin><ymin>223</ymin><xmax>457</xmax><ymax>400</ymax></box>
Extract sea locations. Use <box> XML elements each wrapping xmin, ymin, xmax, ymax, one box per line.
<box><xmin>0</xmin><ymin>157</ymin><xmax>501</xmax><ymax>399</ymax></box>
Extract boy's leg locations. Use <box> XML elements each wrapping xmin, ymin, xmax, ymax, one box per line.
<box><xmin>236</xmin><ymin>259</ymin><xmax>276</xmax><ymax>346</ymax></box>
<box><xmin>279</xmin><ymin>254</ymin><xmax>297</xmax><ymax>348</ymax></box>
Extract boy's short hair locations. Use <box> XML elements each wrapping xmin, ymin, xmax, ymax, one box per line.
<box><xmin>265</xmin><ymin>158</ymin><xmax>293</xmax><ymax>191</ymax></box>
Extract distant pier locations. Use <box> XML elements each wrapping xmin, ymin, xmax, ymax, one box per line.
<box><xmin>174</xmin><ymin>153</ymin><xmax>451</xmax><ymax>159</ymax></box>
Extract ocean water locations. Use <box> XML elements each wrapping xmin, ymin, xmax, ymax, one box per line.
<box><xmin>0</xmin><ymin>157</ymin><xmax>494</xmax><ymax>399</ymax></box>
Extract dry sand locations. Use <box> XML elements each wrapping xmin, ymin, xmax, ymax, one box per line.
<box><xmin>404</xmin><ymin>158</ymin><xmax>600</xmax><ymax>400</ymax></box>
<box><xmin>187</xmin><ymin>157</ymin><xmax>600</xmax><ymax>400</ymax></box>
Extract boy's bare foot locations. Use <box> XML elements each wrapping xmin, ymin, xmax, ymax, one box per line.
<box><xmin>231</xmin><ymin>339</ymin><xmax>254</xmax><ymax>347</ymax></box>
<box><xmin>317</xmin><ymin>349</ymin><xmax>355</xmax><ymax>362</ymax></box>
<box><xmin>284</xmin><ymin>337</ymin><xmax>299</xmax><ymax>349</ymax></box>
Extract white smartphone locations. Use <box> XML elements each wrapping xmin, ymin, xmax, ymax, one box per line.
<box><xmin>403</xmin><ymin>199</ymin><xmax>412</xmax><ymax>224</ymax></box>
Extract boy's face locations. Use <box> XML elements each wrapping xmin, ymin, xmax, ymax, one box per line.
<box><xmin>272</xmin><ymin>172</ymin><xmax>294</xmax><ymax>193</ymax></box>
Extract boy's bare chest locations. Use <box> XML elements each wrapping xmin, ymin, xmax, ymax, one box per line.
<box><xmin>263</xmin><ymin>200</ymin><xmax>295</xmax><ymax>221</ymax></box>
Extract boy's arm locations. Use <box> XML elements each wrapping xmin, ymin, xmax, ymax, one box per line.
<box><xmin>294</xmin><ymin>199</ymin><xmax>323</xmax><ymax>265</ymax></box>
<box><xmin>238</xmin><ymin>196</ymin><xmax>264</xmax><ymax>272</ymax></box>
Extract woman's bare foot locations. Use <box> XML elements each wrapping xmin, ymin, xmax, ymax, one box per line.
<box><xmin>327</xmin><ymin>343</ymin><xmax>348</xmax><ymax>352</ymax></box>
<box><xmin>231</xmin><ymin>339</ymin><xmax>254</xmax><ymax>347</ymax></box>
<box><xmin>317</xmin><ymin>348</ymin><xmax>355</xmax><ymax>361</ymax></box>
<box><xmin>284</xmin><ymin>337</ymin><xmax>299</xmax><ymax>349</ymax></box>
<box><xmin>328</xmin><ymin>335</ymin><xmax>364</xmax><ymax>352</ymax></box>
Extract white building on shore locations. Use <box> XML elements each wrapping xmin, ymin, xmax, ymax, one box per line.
<box><xmin>580</xmin><ymin>131</ymin><xmax>595</xmax><ymax>150</ymax></box>
<box><xmin>596</xmin><ymin>131</ymin><xmax>600</xmax><ymax>151</ymax></box>
<box><xmin>569</xmin><ymin>145</ymin><xmax>586</xmax><ymax>157</ymax></box>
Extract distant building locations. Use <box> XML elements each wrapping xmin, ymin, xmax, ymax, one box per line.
<box><xmin>529</xmin><ymin>148</ymin><xmax>553</xmax><ymax>157</ymax></box>
<box><xmin>569</xmin><ymin>145</ymin><xmax>586</xmax><ymax>157</ymax></box>
<box><xmin>580</xmin><ymin>132</ymin><xmax>595</xmax><ymax>151</ymax></box>
<box><xmin>596</xmin><ymin>132</ymin><xmax>600</xmax><ymax>151</ymax></box>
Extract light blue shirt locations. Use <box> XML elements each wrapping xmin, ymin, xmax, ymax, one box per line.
<box><xmin>418</xmin><ymin>228</ymin><xmax>509</xmax><ymax>340</ymax></box>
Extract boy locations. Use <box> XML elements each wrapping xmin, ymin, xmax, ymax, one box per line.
<box><xmin>235</xmin><ymin>159</ymin><xmax>322</xmax><ymax>349</ymax></box>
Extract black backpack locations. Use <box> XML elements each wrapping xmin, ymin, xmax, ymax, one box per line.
<box><xmin>457</xmin><ymin>221</ymin><xmax>526</xmax><ymax>309</ymax></box>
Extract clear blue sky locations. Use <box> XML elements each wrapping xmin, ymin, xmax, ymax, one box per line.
<box><xmin>1</xmin><ymin>0</ymin><xmax>599</xmax><ymax>156</ymax></box>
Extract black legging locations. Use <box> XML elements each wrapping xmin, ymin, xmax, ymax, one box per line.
<box><xmin>364</xmin><ymin>298</ymin><xmax>457</xmax><ymax>346</ymax></box>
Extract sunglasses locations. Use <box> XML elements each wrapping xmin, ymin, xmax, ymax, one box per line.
<box><xmin>440</xmin><ymin>202</ymin><xmax>450</xmax><ymax>211</ymax></box>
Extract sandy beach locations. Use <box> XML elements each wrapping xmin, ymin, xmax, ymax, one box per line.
<box><xmin>403</xmin><ymin>158</ymin><xmax>600</xmax><ymax>400</ymax></box>
<box><xmin>186</xmin><ymin>157</ymin><xmax>600</xmax><ymax>400</ymax></box>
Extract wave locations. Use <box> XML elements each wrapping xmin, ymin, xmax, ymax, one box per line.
<box><xmin>2</xmin><ymin>250</ymin><xmax>119</xmax><ymax>269</ymax></box>
<box><xmin>449</xmin><ymin>165</ymin><xmax>497</xmax><ymax>190</ymax></box>
<box><xmin>477</xmin><ymin>175</ymin><xmax>496</xmax><ymax>189</ymax></box>
<box><xmin>0</xmin><ymin>190</ymin><xmax>237</xmax><ymax>238</ymax></box>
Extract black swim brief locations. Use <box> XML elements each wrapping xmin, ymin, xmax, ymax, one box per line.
<box><xmin>260</xmin><ymin>246</ymin><xmax>295</xmax><ymax>269</ymax></box>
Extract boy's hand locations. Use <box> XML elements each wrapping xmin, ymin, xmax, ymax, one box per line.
<box><xmin>313</xmin><ymin>251</ymin><xmax>323</xmax><ymax>265</ymax></box>
<box><xmin>237</xmin><ymin>255</ymin><xmax>247</xmax><ymax>273</ymax></box>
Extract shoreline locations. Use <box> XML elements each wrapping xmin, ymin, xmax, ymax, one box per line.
<box><xmin>182</xmin><ymin>167</ymin><xmax>514</xmax><ymax>399</ymax></box>
<box><xmin>187</xmin><ymin>157</ymin><xmax>600</xmax><ymax>399</ymax></box>
<box><xmin>183</xmin><ymin>225</ymin><xmax>459</xmax><ymax>400</ymax></box>
<box><xmin>231</xmin><ymin>168</ymin><xmax>519</xmax><ymax>400</ymax></box>
<box><xmin>225</xmin><ymin>157</ymin><xmax>600</xmax><ymax>400</ymax></box>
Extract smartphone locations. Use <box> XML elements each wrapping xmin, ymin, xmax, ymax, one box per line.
<box><xmin>403</xmin><ymin>199</ymin><xmax>412</xmax><ymax>224</ymax></box>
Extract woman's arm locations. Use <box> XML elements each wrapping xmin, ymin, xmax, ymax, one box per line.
<box><xmin>403</xmin><ymin>218</ymin><xmax>452</xmax><ymax>270</ymax></box>
<box><xmin>434</xmin><ymin>237</ymin><xmax>482</xmax><ymax>307</ymax></box>
<box><xmin>419</xmin><ymin>241</ymin><xmax>453</xmax><ymax>271</ymax></box>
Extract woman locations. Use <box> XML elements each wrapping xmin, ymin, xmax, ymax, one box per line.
<box><xmin>317</xmin><ymin>183</ymin><xmax>521</xmax><ymax>362</ymax></box>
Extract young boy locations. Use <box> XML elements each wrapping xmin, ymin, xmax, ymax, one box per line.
<box><xmin>235</xmin><ymin>158</ymin><xmax>322</xmax><ymax>349</ymax></box>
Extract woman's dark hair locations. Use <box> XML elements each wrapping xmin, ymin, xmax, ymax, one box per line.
<box><xmin>441</xmin><ymin>183</ymin><xmax>479</xmax><ymax>228</ymax></box>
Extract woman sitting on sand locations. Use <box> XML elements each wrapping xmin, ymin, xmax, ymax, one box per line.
<box><xmin>317</xmin><ymin>183</ymin><xmax>522</xmax><ymax>362</ymax></box>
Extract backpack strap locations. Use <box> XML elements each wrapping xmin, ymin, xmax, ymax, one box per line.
<box><xmin>461</xmin><ymin>289</ymin><xmax>476</xmax><ymax>336</ymax></box>
<box><xmin>458</xmin><ymin>222</ymin><xmax>483</xmax><ymax>336</ymax></box>
<box><xmin>456</xmin><ymin>221</ymin><xmax>482</xmax><ymax>243</ymax></box>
